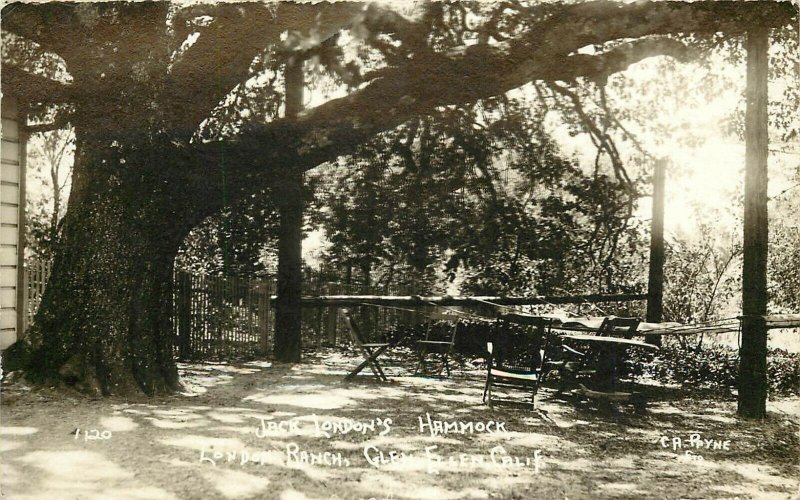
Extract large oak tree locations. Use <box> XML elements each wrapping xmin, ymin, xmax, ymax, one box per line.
<box><xmin>1</xmin><ymin>1</ymin><xmax>795</xmax><ymax>396</ymax></box>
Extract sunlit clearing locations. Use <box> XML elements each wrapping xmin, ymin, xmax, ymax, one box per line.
<box><xmin>244</xmin><ymin>391</ymin><xmax>356</xmax><ymax>410</ymax></box>
<box><xmin>279</xmin><ymin>489</ymin><xmax>313</xmax><ymax>500</ymax></box>
<box><xmin>0</xmin><ymin>426</ymin><xmax>38</xmax><ymax>435</ymax></box>
<box><xmin>99</xmin><ymin>416</ymin><xmax>139</xmax><ymax>432</ymax></box>
<box><xmin>201</xmin><ymin>468</ymin><xmax>271</xmax><ymax>500</ymax></box>
<box><xmin>17</xmin><ymin>450</ymin><xmax>131</xmax><ymax>481</ymax></box>
<box><xmin>160</xmin><ymin>435</ymin><xmax>245</xmax><ymax>452</ymax></box>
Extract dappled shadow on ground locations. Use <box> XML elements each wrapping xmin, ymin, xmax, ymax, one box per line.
<box><xmin>2</xmin><ymin>349</ymin><xmax>798</xmax><ymax>499</ymax></box>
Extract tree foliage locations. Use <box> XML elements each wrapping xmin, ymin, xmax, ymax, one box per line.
<box><xmin>24</xmin><ymin>127</ymin><xmax>74</xmax><ymax>260</ymax></box>
<box><xmin>314</xmin><ymin>98</ymin><xmax>649</xmax><ymax>296</ymax></box>
<box><xmin>1</xmin><ymin>1</ymin><xmax>796</xmax><ymax>395</ymax></box>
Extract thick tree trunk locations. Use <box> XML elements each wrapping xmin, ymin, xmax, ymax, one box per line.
<box><xmin>274</xmin><ymin>171</ymin><xmax>304</xmax><ymax>362</ymax></box>
<box><xmin>8</xmin><ymin>5</ymin><xmax>207</xmax><ymax>395</ymax></box>
<box><xmin>22</xmin><ymin>129</ymin><xmax>192</xmax><ymax>395</ymax></box>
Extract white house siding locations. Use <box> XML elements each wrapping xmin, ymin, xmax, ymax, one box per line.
<box><xmin>0</xmin><ymin>96</ymin><xmax>25</xmax><ymax>350</ymax></box>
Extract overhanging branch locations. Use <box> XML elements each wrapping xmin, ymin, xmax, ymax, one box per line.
<box><xmin>1</xmin><ymin>65</ymin><xmax>73</xmax><ymax>104</ymax></box>
<box><xmin>165</xmin><ymin>2</ymin><xmax>364</xmax><ymax>135</ymax></box>
<box><xmin>561</xmin><ymin>37</ymin><xmax>694</xmax><ymax>83</ymax></box>
<box><xmin>188</xmin><ymin>1</ymin><xmax>795</xmax><ymax>217</ymax></box>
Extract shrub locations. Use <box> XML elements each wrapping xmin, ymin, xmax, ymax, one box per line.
<box><xmin>637</xmin><ymin>342</ymin><xmax>800</xmax><ymax>397</ymax></box>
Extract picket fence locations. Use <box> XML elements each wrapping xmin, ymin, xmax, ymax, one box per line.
<box><xmin>23</xmin><ymin>259</ymin><xmax>52</xmax><ymax>332</ymax></box>
<box><xmin>24</xmin><ymin>261</ymin><xmax>418</xmax><ymax>361</ymax></box>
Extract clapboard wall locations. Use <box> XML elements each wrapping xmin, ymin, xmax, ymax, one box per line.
<box><xmin>0</xmin><ymin>96</ymin><xmax>26</xmax><ymax>350</ymax></box>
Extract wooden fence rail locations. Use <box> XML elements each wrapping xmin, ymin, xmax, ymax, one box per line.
<box><xmin>23</xmin><ymin>261</ymin><xmax>658</xmax><ymax>361</ymax></box>
<box><xmin>295</xmin><ymin>293</ymin><xmax>649</xmax><ymax>308</ymax></box>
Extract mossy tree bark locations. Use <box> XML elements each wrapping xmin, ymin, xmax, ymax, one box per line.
<box><xmin>26</xmin><ymin>129</ymin><xmax>197</xmax><ymax>395</ymax></box>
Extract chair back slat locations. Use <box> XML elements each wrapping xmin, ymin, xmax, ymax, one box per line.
<box><xmin>342</xmin><ymin>309</ymin><xmax>367</xmax><ymax>346</ymax></box>
<box><xmin>597</xmin><ymin>317</ymin><xmax>640</xmax><ymax>339</ymax></box>
<box><xmin>493</xmin><ymin>316</ymin><xmax>551</xmax><ymax>372</ymax></box>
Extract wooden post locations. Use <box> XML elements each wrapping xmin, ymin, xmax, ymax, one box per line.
<box><xmin>646</xmin><ymin>158</ymin><xmax>666</xmax><ymax>346</ymax></box>
<box><xmin>401</xmin><ymin>285</ymin><xmax>413</xmax><ymax>326</ymax></box>
<box><xmin>738</xmin><ymin>26</ymin><xmax>769</xmax><ymax>419</ymax></box>
<box><xmin>15</xmin><ymin>105</ymin><xmax>27</xmax><ymax>339</ymax></box>
<box><xmin>258</xmin><ymin>280</ymin><xmax>270</xmax><ymax>356</ymax></box>
<box><xmin>176</xmin><ymin>272</ymin><xmax>192</xmax><ymax>360</ymax></box>
<box><xmin>247</xmin><ymin>277</ymin><xmax>254</xmax><ymax>353</ymax></box>
<box><xmin>324</xmin><ymin>282</ymin><xmax>338</xmax><ymax>346</ymax></box>
<box><xmin>315</xmin><ymin>279</ymin><xmax>324</xmax><ymax>347</ymax></box>
<box><xmin>20</xmin><ymin>266</ymin><xmax>27</xmax><ymax>332</ymax></box>
<box><xmin>274</xmin><ymin>56</ymin><xmax>304</xmax><ymax>362</ymax></box>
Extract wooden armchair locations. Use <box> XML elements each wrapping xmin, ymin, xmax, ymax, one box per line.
<box><xmin>482</xmin><ymin>315</ymin><xmax>552</xmax><ymax>408</ymax></box>
<box><xmin>414</xmin><ymin>310</ymin><xmax>460</xmax><ymax>377</ymax></box>
<box><xmin>550</xmin><ymin>317</ymin><xmax>641</xmax><ymax>382</ymax></box>
<box><xmin>554</xmin><ymin>317</ymin><xmax>656</xmax><ymax>410</ymax></box>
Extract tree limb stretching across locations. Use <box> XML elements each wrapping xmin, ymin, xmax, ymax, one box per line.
<box><xmin>191</xmin><ymin>1</ymin><xmax>796</xmax><ymax>209</ymax></box>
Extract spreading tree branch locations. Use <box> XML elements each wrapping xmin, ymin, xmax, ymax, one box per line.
<box><xmin>165</xmin><ymin>2</ymin><xmax>364</xmax><ymax>135</ymax></box>
<box><xmin>4</xmin><ymin>0</ymin><xmax>797</xmax><ymax>218</ymax></box>
<box><xmin>191</xmin><ymin>0</ymin><xmax>795</xmax><ymax>215</ymax></box>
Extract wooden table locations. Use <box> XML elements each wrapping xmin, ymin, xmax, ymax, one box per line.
<box><xmin>497</xmin><ymin>312</ymin><xmax>552</xmax><ymax>326</ymax></box>
<box><xmin>556</xmin><ymin>332</ymin><xmax>658</xmax><ymax>409</ymax></box>
<box><xmin>559</xmin><ymin>333</ymin><xmax>659</xmax><ymax>350</ymax></box>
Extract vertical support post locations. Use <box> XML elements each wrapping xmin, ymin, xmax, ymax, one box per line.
<box><xmin>177</xmin><ymin>272</ymin><xmax>192</xmax><ymax>360</ymax></box>
<box><xmin>738</xmin><ymin>26</ymin><xmax>769</xmax><ymax>419</ymax></box>
<box><xmin>315</xmin><ymin>279</ymin><xmax>324</xmax><ymax>347</ymax></box>
<box><xmin>325</xmin><ymin>282</ymin><xmax>338</xmax><ymax>346</ymax></box>
<box><xmin>247</xmin><ymin>277</ymin><xmax>254</xmax><ymax>352</ymax></box>
<box><xmin>258</xmin><ymin>280</ymin><xmax>270</xmax><ymax>356</ymax></box>
<box><xmin>274</xmin><ymin>56</ymin><xmax>304</xmax><ymax>362</ymax></box>
<box><xmin>646</xmin><ymin>158</ymin><xmax>666</xmax><ymax>346</ymax></box>
<box><xmin>360</xmin><ymin>268</ymin><xmax>374</xmax><ymax>335</ymax></box>
<box><xmin>401</xmin><ymin>285</ymin><xmax>413</xmax><ymax>326</ymax></box>
<box><xmin>16</xmin><ymin>105</ymin><xmax>28</xmax><ymax>338</ymax></box>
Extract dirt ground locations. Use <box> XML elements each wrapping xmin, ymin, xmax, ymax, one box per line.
<box><xmin>1</xmin><ymin>348</ymin><xmax>798</xmax><ymax>500</ymax></box>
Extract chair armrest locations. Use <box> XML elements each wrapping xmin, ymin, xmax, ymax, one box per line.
<box><xmin>485</xmin><ymin>343</ymin><xmax>494</xmax><ymax>370</ymax></box>
<box><xmin>562</xmin><ymin>344</ymin><xmax>585</xmax><ymax>357</ymax></box>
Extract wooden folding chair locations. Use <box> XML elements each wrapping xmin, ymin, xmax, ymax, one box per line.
<box><xmin>342</xmin><ymin>309</ymin><xmax>391</xmax><ymax>382</ymax></box>
<box><xmin>590</xmin><ymin>316</ymin><xmax>640</xmax><ymax>391</ymax></box>
<box><xmin>556</xmin><ymin>316</ymin><xmax>652</xmax><ymax>410</ymax></box>
<box><xmin>551</xmin><ymin>317</ymin><xmax>641</xmax><ymax>383</ymax></box>
<box><xmin>414</xmin><ymin>310</ymin><xmax>460</xmax><ymax>377</ymax></box>
<box><xmin>482</xmin><ymin>315</ymin><xmax>552</xmax><ymax>408</ymax></box>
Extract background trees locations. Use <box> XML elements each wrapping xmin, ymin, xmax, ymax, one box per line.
<box><xmin>2</xmin><ymin>1</ymin><xmax>796</xmax><ymax>397</ymax></box>
<box><xmin>315</xmin><ymin>100</ymin><xmax>648</xmax><ymax>297</ymax></box>
<box><xmin>24</xmin><ymin>127</ymin><xmax>73</xmax><ymax>260</ymax></box>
